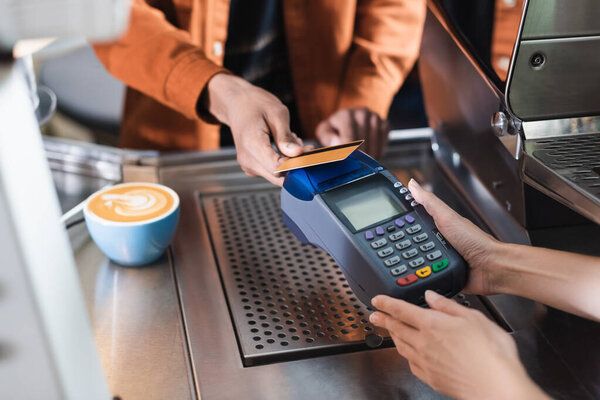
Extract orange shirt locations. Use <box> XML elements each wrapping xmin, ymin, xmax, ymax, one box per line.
<box><xmin>491</xmin><ymin>0</ymin><xmax>524</xmax><ymax>80</ymax></box>
<box><xmin>94</xmin><ymin>0</ymin><xmax>427</xmax><ymax>151</ymax></box>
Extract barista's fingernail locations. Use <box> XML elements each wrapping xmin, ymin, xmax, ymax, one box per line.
<box><xmin>409</xmin><ymin>179</ymin><xmax>421</xmax><ymax>188</ymax></box>
<box><xmin>425</xmin><ymin>290</ymin><xmax>441</xmax><ymax>301</ymax></box>
<box><xmin>369</xmin><ymin>313</ymin><xmax>380</xmax><ymax>324</ymax></box>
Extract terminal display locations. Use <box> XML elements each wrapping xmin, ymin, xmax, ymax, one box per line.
<box><xmin>336</xmin><ymin>187</ymin><xmax>405</xmax><ymax>231</ymax></box>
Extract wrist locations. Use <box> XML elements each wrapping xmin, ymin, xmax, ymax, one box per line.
<box><xmin>200</xmin><ymin>73</ymin><xmax>246</xmax><ymax>125</ymax></box>
<box><xmin>484</xmin><ymin>240</ymin><xmax>517</xmax><ymax>295</ymax></box>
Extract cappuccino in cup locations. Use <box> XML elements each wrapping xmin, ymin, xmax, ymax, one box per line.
<box><xmin>84</xmin><ymin>183</ymin><xmax>180</xmax><ymax>266</ymax></box>
<box><xmin>87</xmin><ymin>184</ymin><xmax>176</xmax><ymax>223</ymax></box>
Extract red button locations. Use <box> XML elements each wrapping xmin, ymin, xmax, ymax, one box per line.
<box><xmin>397</xmin><ymin>274</ymin><xmax>418</xmax><ymax>286</ymax></box>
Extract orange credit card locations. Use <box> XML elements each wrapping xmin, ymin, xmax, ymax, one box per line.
<box><xmin>274</xmin><ymin>140</ymin><xmax>364</xmax><ymax>174</ymax></box>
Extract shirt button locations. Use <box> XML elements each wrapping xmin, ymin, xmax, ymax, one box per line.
<box><xmin>502</xmin><ymin>0</ymin><xmax>516</xmax><ymax>6</ymax></box>
<box><xmin>213</xmin><ymin>41</ymin><xmax>223</xmax><ymax>56</ymax></box>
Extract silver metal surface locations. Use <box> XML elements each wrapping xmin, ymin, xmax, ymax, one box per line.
<box><xmin>67</xmin><ymin>221</ymin><xmax>196</xmax><ymax>400</ymax></box>
<box><xmin>203</xmin><ymin>190</ymin><xmax>388</xmax><ymax>365</ymax></box>
<box><xmin>522</xmin><ymin>0</ymin><xmax>600</xmax><ymax>39</ymax></box>
<box><xmin>44</xmin><ymin>130</ymin><xmax>600</xmax><ymax>399</ymax></box>
<box><xmin>522</xmin><ymin>134</ymin><xmax>600</xmax><ymax>224</ymax></box>
<box><xmin>160</xmin><ymin>135</ymin><xmax>595</xmax><ymax>399</ymax></box>
<box><xmin>506</xmin><ymin>0</ymin><xmax>600</xmax><ymax>121</ymax></box>
<box><xmin>45</xmin><ymin>137</ymin><xmax>195</xmax><ymax>400</ymax></box>
<box><xmin>508</xmin><ymin>36</ymin><xmax>600</xmax><ymax>120</ymax></box>
<box><xmin>522</xmin><ymin>117</ymin><xmax>600</xmax><ymax>140</ymax></box>
<box><xmin>491</xmin><ymin>111</ymin><xmax>508</xmax><ymax>137</ymax></box>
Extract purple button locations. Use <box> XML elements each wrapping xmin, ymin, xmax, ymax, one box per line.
<box><xmin>405</xmin><ymin>215</ymin><xmax>415</xmax><ymax>224</ymax></box>
<box><xmin>375</xmin><ymin>226</ymin><xmax>385</xmax><ymax>236</ymax></box>
<box><xmin>364</xmin><ymin>231</ymin><xmax>374</xmax><ymax>241</ymax></box>
<box><xmin>394</xmin><ymin>218</ymin><xmax>405</xmax><ymax>228</ymax></box>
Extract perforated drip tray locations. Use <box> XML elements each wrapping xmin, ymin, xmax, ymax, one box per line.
<box><xmin>202</xmin><ymin>190</ymin><xmax>508</xmax><ymax>367</ymax></box>
<box><xmin>530</xmin><ymin>134</ymin><xmax>600</xmax><ymax>199</ymax></box>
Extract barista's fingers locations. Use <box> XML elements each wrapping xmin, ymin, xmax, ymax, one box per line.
<box><xmin>266</xmin><ymin>109</ymin><xmax>303</xmax><ymax>158</ymax></box>
<box><xmin>425</xmin><ymin>290</ymin><xmax>470</xmax><ymax>317</ymax></box>
<box><xmin>408</xmin><ymin>179</ymin><xmax>462</xmax><ymax>227</ymax></box>
<box><xmin>390</xmin><ymin>333</ymin><xmax>421</xmax><ymax>362</ymax></box>
<box><xmin>408</xmin><ymin>361</ymin><xmax>429</xmax><ymax>384</ymax></box>
<box><xmin>315</xmin><ymin>120</ymin><xmax>341</xmax><ymax>147</ymax></box>
<box><xmin>371</xmin><ymin>312</ymin><xmax>423</xmax><ymax>349</ymax></box>
<box><xmin>328</xmin><ymin>109</ymin><xmax>356</xmax><ymax>143</ymax></box>
<box><xmin>371</xmin><ymin>295</ymin><xmax>431</xmax><ymax>329</ymax></box>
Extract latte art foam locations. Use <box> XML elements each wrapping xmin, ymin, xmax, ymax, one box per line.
<box><xmin>87</xmin><ymin>184</ymin><xmax>176</xmax><ymax>223</ymax></box>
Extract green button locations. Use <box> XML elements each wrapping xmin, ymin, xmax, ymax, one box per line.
<box><xmin>432</xmin><ymin>259</ymin><xmax>449</xmax><ymax>272</ymax></box>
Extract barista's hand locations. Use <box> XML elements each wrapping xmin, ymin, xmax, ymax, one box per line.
<box><xmin>315</xmin><ymin>108</ymin><xmax>389</xmax><ymax>159</ymax></box>
<box><xmin>201</xmin><ymin>73</ymin><xmax>305</xmax><ymax>186</ymax></box>
<box><xmin>408</xmin><ymin>179</ymin><xmax>501</xmax><ymax>295</ymax></box>
<box><xmin>370</xmin><ymin>292</ymin><xmax>550</xmax><ymax>400</ymax></box>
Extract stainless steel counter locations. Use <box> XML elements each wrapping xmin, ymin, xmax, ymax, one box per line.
<box><xmin>52</xmin><ymin>134</ymin><xmax>599</xmax><ymax>400</ymax></box>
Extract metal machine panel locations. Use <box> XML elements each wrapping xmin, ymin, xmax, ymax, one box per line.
<box><xmin>522</xmin><ymin>0</ymin><xmax>600</xmax><ymax>39</ymax></box>
<box><xmin>507</xmin><ymin>0</ymin><xmax>600</xmax><ymax>121</ymax></box>
<box><xmin>508</xmin><ymin>37</ymin><xmax>600</xmax><ymax>121</ymax></box>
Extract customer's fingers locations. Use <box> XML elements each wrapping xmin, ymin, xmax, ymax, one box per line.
<box><xmin>315</xmin><ymin>120</ymin><xmax>342</xmax><ymax>147</ymax></box>
<box><xmin>328</xmin><ymin>109</ymin><xmax>356</xmax><ymax>143</ymax></box>
<box><xmin>266</xmin><ymin>108</ymin><xmax>303</xmax><ymax>158</ymax></box>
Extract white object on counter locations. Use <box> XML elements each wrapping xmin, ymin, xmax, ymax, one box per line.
<box><xmin>0</xmin><ymin>59</ymin><xmax>110</xmax><ymax>400</ymax></box>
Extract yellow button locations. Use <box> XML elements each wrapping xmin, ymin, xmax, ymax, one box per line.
<box><xmin>416</xmin><ymin>266</ymin><xmax>432</xmax><ymax>279</ymax></box>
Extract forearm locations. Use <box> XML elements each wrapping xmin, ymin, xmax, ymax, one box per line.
<box><xmin>93</xmin><ymin>0</ymin><xmax>226</xmax><ymax>119</ymax></box>
<box><xmin>489</xmin><ymin>242</ymin><xmax>600</xmax><ymax>321</ymax></box>
<box><xmin>338</xmin><ymin>0</ymin><xmax>426</xmax><ymax>117</ymax></box>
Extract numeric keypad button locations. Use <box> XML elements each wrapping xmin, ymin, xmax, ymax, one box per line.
<box><xmin>406</xmin><ymin>224</ymin><xmax>422</xmax><ymax>235</ymax></box>
<box><xmin>409</xmin><ymin>257</ymin><xmax>425</xmax><ymax>268</ymax></box>
<box><xmin>413</xmin><ymin>233</ymin><xmax>428</xmax><ymax>243</ymax></box>
<box><xmin>419</xmin><ymin>241</ymin><xmax>435</xmax><ymax>252</ymax></box>
<box><xmin>391</xmin><ymin>265</ymin><xmax>408</xmax><ymax>276</ymax></box>
<box><xmin>371</xmin><ymin>239</ymin><xmax>387</xmax><ymax>249</ymax></box>
<box><xmin>401</xmin><ymin>248</ymin><xmax>418</xmax><ymax>259</ymax></box>
<box><xmin>395</xmin><ymin>240</ymin><xmax>411</xmax><ymax>250</ymax></box>
<box><xmin>426</xmin><ymin>250</ymin><xmax>442</xmax><ymax>261</ymax></box>
<box><xmin>378</xmin><ymin>247</ymin><xmax>394</xmax><ymax>258</ymax></box>
<box><xmin>384</xmin><ymin>256</ymin><xmax>401</xmax><ymax>267</ymax></box>
<box><xmin>389</xmin><ymin>231</ymin><xmax>405</xmax><ymax>242</ymax></box>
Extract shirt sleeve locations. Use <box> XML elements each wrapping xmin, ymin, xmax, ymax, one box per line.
<box><xmin>337</xmin><ymin>0</ymin><xmax>427</xmax><ymax>119</ymax></box>
<box><xmin>92</xmin><ymin>0</ymin><xmax>228</xmax><ymax>120</ymax></box>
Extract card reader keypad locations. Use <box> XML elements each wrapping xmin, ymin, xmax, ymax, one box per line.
<box><xmin>371</xmin><ymin>239</ymin><xmax>387</xmax><ymax>249</ymax></box>
<box><xmin>364</xmin><ymin>212</ymin><xmax>450</xmax><ymax>287</ymax></box>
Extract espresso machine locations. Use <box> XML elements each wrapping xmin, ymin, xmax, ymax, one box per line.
<box><xmin>420</xmin><ymin>0</ymin><xmax>600</xmax><ymax>252</ymax></box>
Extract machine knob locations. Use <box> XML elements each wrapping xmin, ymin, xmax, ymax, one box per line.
<box><xmin>491</xmin><ymin>112</ymin><xmax>508</xmax><ymax>137</ymax></box>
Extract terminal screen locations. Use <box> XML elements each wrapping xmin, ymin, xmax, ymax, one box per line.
<box><xmin>336</xmin><ymin>187</ymin><xmax>405</xmax><ymax>231</ymax></box>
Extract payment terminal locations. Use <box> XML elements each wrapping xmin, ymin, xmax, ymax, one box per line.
<box><xmin>281</xmin><ymin>150</ymin><xmax>468</xmax><ymax>307</ymax></box>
